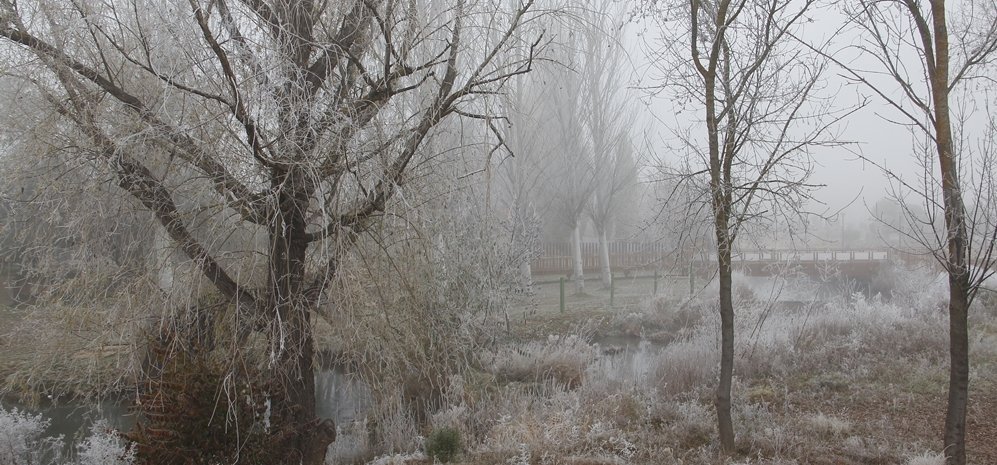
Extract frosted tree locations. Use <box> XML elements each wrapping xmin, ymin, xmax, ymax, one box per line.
<box><xmin>542</xmin><ymin>32</ymin><xmax>597</xmax><ymax>294</ymax></box>
<box><xmin>642</xmin><ymin>0</ymin><xmax>846</xmax><ymax>452</ymax></box>
<box><xmin>828</xmin><ymin>0</ymin><xmax>997</xmax><ymax>461</ymax></box>
<box><xmin>580</xmin><ymin>0</ymin><xmax>640</xmax><ymax>288</ymax></box>
<box><xmin>0</xmin><ymin>0</ymin><xmax>544</xmax><ymax>462</ymax></box>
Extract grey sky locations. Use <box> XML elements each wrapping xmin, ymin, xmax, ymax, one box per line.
<box><xmin>622</xmin><ymin>5</ymin><xmax>973</xmax><ymax>224</ymax></box>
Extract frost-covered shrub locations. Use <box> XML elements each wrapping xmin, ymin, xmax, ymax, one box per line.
<box><xmin>0</xmin><ymin>407</ymin><xmax>63</xmax><ymax>465</ymax></box>
<box><xmin>76</xmin><ymin>420</ymin><xmax>135</xmax><ymax>465</ymax></box>
<box><xmin>425</xmin><ymin>427</ymin><xmax>461</xmax><ymax>463</ymax></box>
<box><xmin>905</xmin><ymin>450</ymin><xmax>946</xmax><ymax>465</ymax></box>
<box><xmin>363</xmin><ymin>452</ymin><xmax>428</xmax><ymax>465</ymax></box>
<box><xmin>622</xmin><ymin>302</ymin><xmax>705</xmax><ymax>341</ymax></box>
<box><xmin>807</xmin><ymin>412</ymin><xmax>852</xmax><ymax>437</ymax></box>
<box><xmin>891</xmin><ymin>269</ymin><xmax>948</xmax><ymax>314</ymax></box>
<box><xmin>325</xmin><ymin>419</ymin><xmax>372</xmax><ymax>465</ymax></box>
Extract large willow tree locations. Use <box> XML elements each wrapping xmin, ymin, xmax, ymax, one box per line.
<box><xmin>0</xmin><ymin>0</ymin><xmax>543</xmax><ymax>462</ymax></box>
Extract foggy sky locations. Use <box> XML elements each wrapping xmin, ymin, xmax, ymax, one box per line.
<box><xmin>622</xmin><ymin>5</ymin><xmax>991</xmax><ymax>225</ymax></box>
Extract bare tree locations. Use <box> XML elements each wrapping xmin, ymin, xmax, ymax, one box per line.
<box><xmin>541</xmin><ymin>33</ymin><xmax>598</xmax><ymax>294</ymax></box>
<box><xmin>495</xmin><ymin>70</ymin><xmax>551</xmax><ymax>288</ymax></box>
<box><xmin>0</xmin><ymin>0</ymin><xmax>544</xmax><ymax>462</ymax></box>
<box><xmin>536</xmin><ymin>2</ymin><xmax>638</xmax><ymax>294</ymax></box>
<box><xmin>642</xmin><ymin>0</ymin><xmax>844</xmax><ymax>452</ymax></box>
<box><xmin>835</xmin><ymin>0</ymin><xmax>997</xmax><ymax>464</ymax></box>
<box><xmin>579</xmin><ymin>0</ymin><xmax>640</xmax><ymax>288</ymax></box>
<box><xmin>821</xmin><ymin>1</ymin><xmax>997</xmax><ymax>462</ymax></box>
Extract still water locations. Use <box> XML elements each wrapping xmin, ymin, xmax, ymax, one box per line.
<box><xmin>4</xmin><ymin>338</ymin><xmax>654</xmax><ymax>450</ymax></box>
<box><xmin>2</xmin><ymin>368</ymin><xmax>369</xmax><ymax>450</ymax></box>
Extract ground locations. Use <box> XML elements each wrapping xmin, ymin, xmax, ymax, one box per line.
<box><xmin>4</xmin><ymin>270</ymin><xmax>997</xmax><ymax>464</ymax></box>
<box><xmin>406</xmin><ymin>271</ymin><xmax>997</xmax><ymax>465</ymax></box>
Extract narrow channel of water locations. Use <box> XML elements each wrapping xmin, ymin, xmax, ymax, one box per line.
<box><xmin>591</xmin><ymin>335</ymin><xmax>666</xmax><ymax>384</ymax></box>
<box><xmin>2</xmin><ymin>368</ymin><xmax>371</xmax><ymax>451</ymax></box>
<box><xmin>5</xmin><ymin>340</ymin><xmax>663</xmax><ymax>451</ymax></box>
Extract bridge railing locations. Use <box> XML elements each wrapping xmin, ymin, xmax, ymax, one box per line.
<box><xmin>531</xmin><ymin>242</ymin><xmax>894</xmax><ymax>276</ymax></box>
<box><xmin>691</xmin><ymin>249</ymin><xmax>890</xmax><ymax>263</ymax></box>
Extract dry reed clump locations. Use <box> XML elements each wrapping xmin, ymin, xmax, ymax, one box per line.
<box><xmin>612</xmin><ymin>301</ymin><xmax>705</xmax><ymax>342</ymax></box>
<box><xmin>325</xmin><ymin>419</ymin><xmax>374</xmax><ymax>465</ymax></box>
<box><xmin>729</xmin><ymin>400</ymin><xmax>797</xmax><ymax>458</ymax></box>
<box><xmin>647</xmin><ymin>337</ymin><xmax>716</xmax><ymax>399</ymax></box>
<box><xmin>483</xmin><ymin>335</ymin><xmax>596</xmax><ymax>389</ymax></box>
<box><xmin>451</xmin><ymin>378</ymin><xmax>652</xmax><ymax>464</ymax></box>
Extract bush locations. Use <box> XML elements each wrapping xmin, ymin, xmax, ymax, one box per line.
<box><xmin>0</xmin><ymin>407</ymin><xmax>139</xmax><ymax>465</ymax></box>
<box><xmin>425</xmin><ymin>427</ymin><xmax>462</xmax><ymax>463</ymax></box>
<box><xmin>0</xmin><ymin>407</ymin><xmax>63</xmax><ymax>465</ymax></box>
<box><xmin>77</xmin><ymin>420</ymin><xmax>135</xmax><ymax>465</ymax></box>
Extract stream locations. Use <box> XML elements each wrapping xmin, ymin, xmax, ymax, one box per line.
<box><xmin>3</xmin><ymin>337</ymin><xmax>654</xmax><ymax>451</ymax></box>
<box><xmin>1</xmin><ymin>368</ymin><xmax>369</xmax><ymax>452</ymax></box>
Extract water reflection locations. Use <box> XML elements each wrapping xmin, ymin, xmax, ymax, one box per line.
<box><xmin>0</xmin><ymin>397</ymin><xmax>132</xmax><ymax>454</ymax></box>
<box><xmin>591</xmin><ymin>336</ymin><xmax>665</xmax><ymax>385</ymax></box>
<box><xmin>315</xmin><ymin>368</ymin><xmax>371</xmax><ymax>426</ymax></box>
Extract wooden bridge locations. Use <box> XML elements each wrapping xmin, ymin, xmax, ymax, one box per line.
<box><xmin>690</xmin><ymin>249</ymin><xmax>892</xmax><ymax>278</ymax></box>
<box><xmin>531</xmin><ymin>242</ymin><xmax>893</xmax><ymax>279</ymax></box>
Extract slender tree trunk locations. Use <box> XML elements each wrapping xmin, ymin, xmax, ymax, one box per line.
<box><xmin>572</xmin><ymin>224</ymin><xmax>585</xmax><ymax>294</ymax></box>
<box><xmin>713</xmin><ymin>210</ymin><xmax>736</xmax><ymax>453</ymax></box>
<box><xmin>598</xmin><ymin>227</ymin><xmax>612</xmax><ymax>288</ymax></box>
<box><xmin>936</xmin><ymin>75</ymin><xmax>971</xmax><ymax>465</ymax></box>
<box><xmin>697</xmin><ymin>3</ymin><xmax>736</xmax><ymax>446</ymax></box>
<box><xmin>945</xmin><ymin>276</ymin><xmax>970</xmax><ymax>464</ymax></box>
<box><xmin>924</xmin><ymin>2</ymin><xmax>970</xmax><ymax>463</ymax></box>
<box><xmin>938</xmin><ymin>106</ymin><xmax>971</xmax><ymax>465</ymax></box>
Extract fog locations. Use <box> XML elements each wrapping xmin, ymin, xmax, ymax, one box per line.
<box><xmin>0</xmin><ymin>0</ymin><xmax>995</xmax><ymax>464</ymax></box>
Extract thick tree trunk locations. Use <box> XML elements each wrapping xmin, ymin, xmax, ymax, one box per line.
<box><xmin>572</xmin><ymin>224</ymin><xmax>585</xmax><ymax>294</ymax></box>
<box><xmin>598</xmin><ymin>227</ymin><xmax>612</xmax><ymax>288</ymax></box>
<box><xmin>267</xmin><ymin>167</ymin><xmax>333</xmax><ymax>465</ymax></box>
